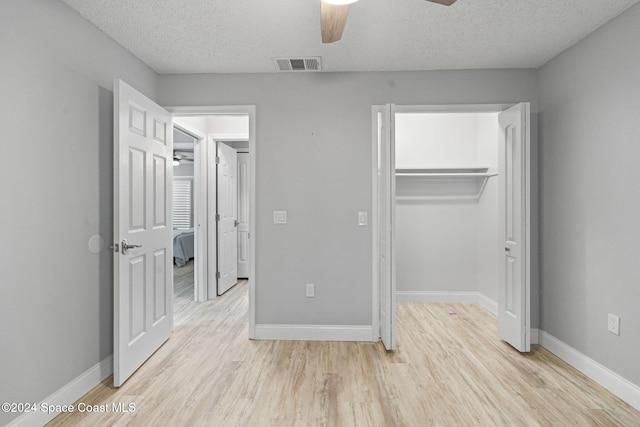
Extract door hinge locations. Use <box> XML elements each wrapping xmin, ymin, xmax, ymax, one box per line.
<box><xmin>215</xmin><ymin>156</ymin><xmax>220</xmax><ymax>164</ymax></box>
<box><xmin>216</xmin><ymin>213</ymin><xmax>220</xmax><ymax>221</ymax></box>
<box><xmin>216</xmin><ymin>272</ymin><xmax>221</xmax><ymax>279</ymax></box>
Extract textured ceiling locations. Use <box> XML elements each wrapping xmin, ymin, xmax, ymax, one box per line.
<box><xmin>61</xmin><ymin>0</ymin><xmax>640</xmax><ymax>74</ymax></box>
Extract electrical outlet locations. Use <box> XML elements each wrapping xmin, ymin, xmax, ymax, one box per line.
<box><xmin>273</xmin><ymin>211</ymin><xmax>287</xmax><ymax>224</ymax></box>
<box><xmin>306</xmin><ymin>283</ymin><xmax>315</xmax><ymax>298</ymax></box>
<box><xmin>608</xmin><ymin>313</ymin><xmax>620</xmax><ymax>336</ymax></box>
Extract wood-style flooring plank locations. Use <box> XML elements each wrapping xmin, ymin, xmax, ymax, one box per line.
<box><xmin>48</xmin><ymin>266</ymin><xmax>640</xmax><ymax>426</ymax></box>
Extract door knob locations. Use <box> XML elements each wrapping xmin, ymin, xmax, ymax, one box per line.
<box><xmin>234</xmin><ymin>220</ymin><xmax>239</xmax><ymax>227</ymax></box>
<box><xmin>122</xmin><ymin>239</ymin><xmax>142</xmax><ymax>255</ymax></box>
<box><xmin>505</xmin><ymin>247</ymin><xmax>511</xmax><ymax>252</ymax></box>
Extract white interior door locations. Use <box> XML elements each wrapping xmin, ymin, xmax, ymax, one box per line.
<box><xmin>378</xmin><ymin>104</ymin><xmax>396</xmax><ymax>351</ymax></box>
<box><xmin>497</xmin><ymin>102</ymin><xmax>531</xmax><ymax>352</ymax></box>
<box><xmin>237</xmin><ymin>152</ymin><xmax>250</xmax><ymax>279</ymax></box>
<box><xmin>217</xmin><ymin>142</ymin><xmax>239</xmax><ymax>295</ymax></box>
<box><xmin>113</xmin><ymin>79</ymin><xmax>173</xmax><ymax>386</ymax></box>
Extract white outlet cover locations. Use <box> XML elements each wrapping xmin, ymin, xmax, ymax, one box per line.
<box><xmin>273</xmin><ymin>211</ymin><xmax>287</xmax><ymax>224</ymax></box>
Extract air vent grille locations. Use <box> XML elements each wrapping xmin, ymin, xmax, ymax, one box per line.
<box><xmin>273</xmin><ymin>57</ymin><xmax>322</xmax><ymax>72</ymax></box>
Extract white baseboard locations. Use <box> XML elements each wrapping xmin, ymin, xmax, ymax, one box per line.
<box><xmin>396</xmin><ymin>291</ymin><xmax>480</xmax><ymax>304</ymax></box>
<box><xmin>530</xmin><ymin>328</ymin><xmax>539</xmax><ymax>345</ymax></box>
<box><xmin>539</xmin><ymin>331</ymin><xmax>640</xmax><ymax>412</ymax></box>
<box><xmin>477</xmin><ymin>293</ymin><xmax>498</xmax><ymax>315</ymax></box>
<box><xmin>254</xmin><ymin>324</ymin><xmax>373</xmax><ymax>342</ymax></box>
<box><xmin>7</xmin><ymin>355</ymin><xmax>113</xmax><ymax>427</ymax></box>
<box><xmin>396</xmin><ymin>291</ymin><xmax>500</xmax><ymax>315</ymax></box>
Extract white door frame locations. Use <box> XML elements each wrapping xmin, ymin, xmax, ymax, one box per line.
<box><xmin>371</xmin><ymin>108</ymin><xmax>380</xmax><ymax>340</ymax></box>
<box><xmin>172</xmin><ymin>121</ymin><xmax>206</xmax><ymax>302</ymax></box>
<box><xmin>371</xmin><ymin>103</ymin><xmax>531</xmax><ymax>347</ymax></box>
<box><xmin>236</xmin><ymin>151</ymin><xmax>251</xmax><ymax>279</ymax></box>
<box><xmin>167</xmin><ymin>106</ymin><xmax>257</xmax><ymax>339</ymax></box>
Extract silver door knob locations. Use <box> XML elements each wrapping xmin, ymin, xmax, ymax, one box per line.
<box><xmin>122</xmin><ymin>239</ymin><xmax>142</xmax><ymax>255</ymax></box>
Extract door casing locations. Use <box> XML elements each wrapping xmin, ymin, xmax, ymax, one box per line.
<box><xmin>237</xmin><ymin>151</ymin><xmax>251</xmax><ymax>279</ymax></box>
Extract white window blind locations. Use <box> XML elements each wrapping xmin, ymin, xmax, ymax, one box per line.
<box><xmin>172</xmin><ymin>178</ymin><xmax>193</xmax><ymax>229</ymax></box>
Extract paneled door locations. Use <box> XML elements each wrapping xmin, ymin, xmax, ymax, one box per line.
<box><xmin>217</xmin><ymin>142</ymin><xmax>239</xmax><ymax>295</ymax></box>
<box><xmin>237</xmin><ymin>152</ymin><xmax>250</xmax><ymax>279</ymax></box>
<box><xmin>377</xmin><ymin>104</ymin><xmax>396</xmax><ymax>351</ymax></box>
<box><xmin>497</xmin><ymin>102</ymin><xmax>531</xmax><ymax>352</ymax></box>
<box><xmin>113</xmin><ymin>79</ymin><xmax>173</xmax><ymax>386</ymax></box>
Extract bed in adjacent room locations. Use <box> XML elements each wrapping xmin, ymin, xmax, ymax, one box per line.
<box><xmin>173</xmin><ymin>228</ymin><xmax>194</xmax><ymax>267</ymax></box>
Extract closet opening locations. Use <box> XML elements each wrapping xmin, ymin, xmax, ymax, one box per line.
<box><xmin>395</xmin><ymin>111</ymin><xmax>501</xmax><ymax>309</ymax></box>
<box><xmin>373</xmin><ymin>103</ymin><xmax>531</xmax><ymax>353</ymax></box>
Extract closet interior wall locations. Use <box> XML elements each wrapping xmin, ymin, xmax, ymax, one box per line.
<box><xmin>395</xmin><ymin>112</ymin><xmax>500</xmax><ymax>303</ymax></box>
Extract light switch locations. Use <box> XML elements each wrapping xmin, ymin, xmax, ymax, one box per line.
<box><xmin>273</xmin><ymin>211</ymin><xmax>287</xmax><ymax>224</ymax></box>
<box><xmin>358</xmin><ymin>211</ymin><xmax>368</xmax><ymax>226</ymax></box>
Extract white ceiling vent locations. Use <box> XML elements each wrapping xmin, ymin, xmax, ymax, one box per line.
<box><xmin>273</xmin><ymin>57</ymin><xmax>322</xmax><ymax>72</ymax></box>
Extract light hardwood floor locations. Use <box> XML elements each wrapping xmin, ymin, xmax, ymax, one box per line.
<box><xmin>48</xmin><ymin>266</ymin><xmax>640</xmax><ymax>426</ymax></box>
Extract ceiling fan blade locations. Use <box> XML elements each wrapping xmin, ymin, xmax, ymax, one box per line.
<box><xmin>426</xmin><ymin>0</ymin><xmax>457</xmax><ymax>5</ymax></box>
<box><xmin>174</xmin><ymin>150</ymin><xmax>194</xmax><ymax>159</ymax></box>
<box><xmin>321</xmin><ymin>2</ymin><xmax>350</xmax><ymax>43</ymax></box>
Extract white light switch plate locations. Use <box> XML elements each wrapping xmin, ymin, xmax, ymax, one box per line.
<box><xmin>608</xmin><ymin>313</ymin><xmax>620</xmax><ymax>335</ymax></box>
<box><xmin>273</xmin><ymin>211</ymin><xmax>287</xmax><ymax>224</ymax></box>
<box><xmin>358</xmin><ymin>211</ymin><xmax>368</xmax><ymax>226</ymax></box>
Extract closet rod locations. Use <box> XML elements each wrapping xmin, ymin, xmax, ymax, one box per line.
<box><xmin>396</xmin><ymin>172</ymin><xmax>498</xmax><ymax>178</ymax></box>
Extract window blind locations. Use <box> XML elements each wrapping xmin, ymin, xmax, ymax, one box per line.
<box><xmin>172</xmin><ymin>178</ymin><xmax>193</xmax><ymax>229</ymax></box>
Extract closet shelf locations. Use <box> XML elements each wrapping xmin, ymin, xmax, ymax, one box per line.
<box><xmin>395</xmin><ymin>167</ymin><xmax>497</xmax><ymax>178</ymax></box>
<box><xmin>395</xmin><ymin>167</ymin><xmax>497</xmax><ymax>201</ymax></box>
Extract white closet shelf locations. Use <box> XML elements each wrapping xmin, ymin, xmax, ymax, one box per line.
<box><xmin>395</xmin><ymin>167</ymin><xmax>497</xmax><ymax>178</ymax></box>
<box><xmin>395</xmin><ymin>167</ymin><xmax>498</xmax><ymax>201</ymax></box>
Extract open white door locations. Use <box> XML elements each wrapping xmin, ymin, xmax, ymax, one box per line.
<box><xmin>113</xmin><ymin>79</ymin><xmax>173</xmax><ymax>386</ymax></box>
<box><xmin>216</xmin><ymin>142</ymin><xmax>239</xmax><ymax>295</ymax></box>
<box><xmin>497</xmin><ymin>102</ymin><xmax>531</xmax><ymax>352</ymax></box>
<box><xmin>378</xmin><ymin>104</ymin><xmax>396</xmax><ymax>350</ymax></box>
<box><xmin>237</xmin><ymin>152</ymin><xmax>250</xmax><ymax>279</ymax></box>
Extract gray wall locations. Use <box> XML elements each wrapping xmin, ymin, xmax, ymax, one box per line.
<box><xmin>538</xmin><ymin>3</ymin><xmax>640</xmax><ymax>385</ymax></box>
<box><xmin>159</xmin><ymin>70</ymin><xmax>538</xmax><ymax>326</ymax></box>
<box><xmin>173</xmin><ymin>163</ymin><xmax>195</xmax><ymax>177</ymax></box>
<box><xmin>0</xmin><ymin>0</ymin><xmax>158</xmax><ymax>425</ymax></box>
